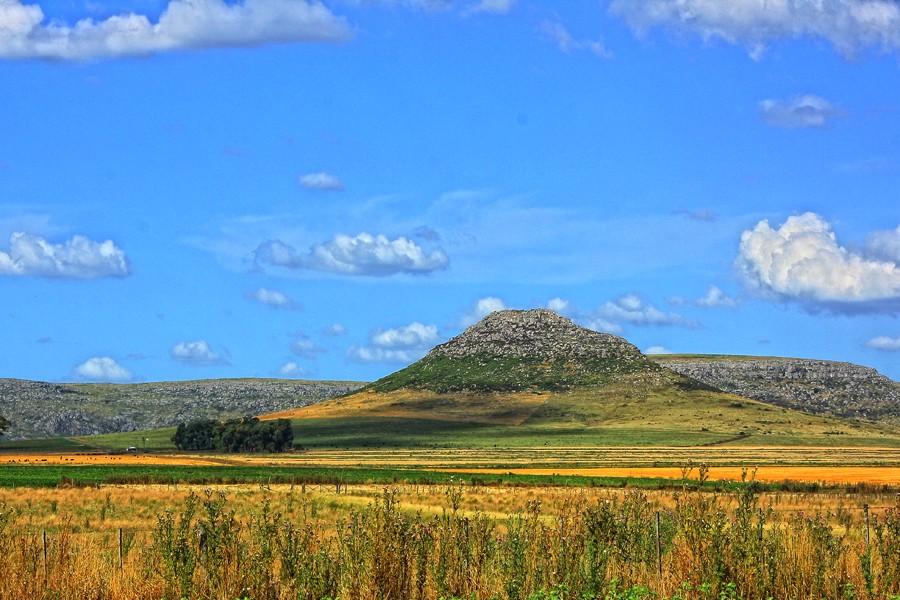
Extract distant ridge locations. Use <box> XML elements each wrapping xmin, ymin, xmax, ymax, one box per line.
<box><xmin>653</xmin><ymin>355</ymin><xmax>900</xmax><ymax>424</ymax></box>
<box><xmin>369</xmin><ymin>309</ymin><xmax>666</xmax><ymax>394</ymax></box>
<box><xmin>0</xmin><ymin>378</ymin><xmax>362</xmax><ymax>440</ymax></box>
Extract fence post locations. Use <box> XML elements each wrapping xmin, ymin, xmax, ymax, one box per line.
<box><xmin>118</xmin><ymin>528</ymin><xmax>124</xmax><ymax>570</ymax></box>
<box><xmin>43</xmin><ymin>530</ymin><xmax>48</xmax><ymax>580</ymax></box>
<box><xmin>863</xmin><ymin>504</ymin><xmax>870</xmax><ymax>549</ymax></box>
<box><xmin>655</xmin><ymin>510</ymin><xmax>662</xmax><ymax>579</ymax></box>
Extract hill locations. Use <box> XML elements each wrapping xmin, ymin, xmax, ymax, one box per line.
<box><xmin>0</xmin><ymin>378</ymin><xmax>362</xmax><ymax>440</ymax></box>
<box><xmin>275</xmin><ymin>310</ymin><xmax>900</xmax><ymax>448</ymax></box>
<box><xmin>652</xmin><ymin>355</ymin><xmax>900</xmax><ymax>424</ymax></box>
<box><xmin>370</xmin><ymin>308</ymin><xmax>657</xmax><ymax>393</ymax></box>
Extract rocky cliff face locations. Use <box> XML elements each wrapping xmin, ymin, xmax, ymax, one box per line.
<box><xmin>653</xmin><ymin>356</ymin><xmax>900</xmax><ymax>423</ymax></box>
<box><xmin>0</xmin><ymin>378</ymin><xmax>363</xmax><ymax>440</ymax></box>
<box><xmin>371</xmin><ymin>309</ymin><xmax>664</xmax><ymax>393</ymax></box>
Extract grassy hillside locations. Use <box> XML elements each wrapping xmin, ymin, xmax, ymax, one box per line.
<box><xmin>270</xmin><ymin>370</ymin><xmax>900</xmax><ymax>449</ymax></box>
<box><xmin>368</xmin><ymin>353</ymin><xmax>659</xmax><ymax>394</ymax></box>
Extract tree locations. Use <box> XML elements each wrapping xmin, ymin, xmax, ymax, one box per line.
<box><xmin>0</xmin><ymin>416</ymin><xmax>9</xmax><ymax>438</ymax></box>
<box><xmin>171</xmin><ymin>417</ymin><xmax>294</xmax><ymax>453</ymax></box>
<box><xmin>172</xmin><ymin>419</ymin><xmax>217</xmax><ymax>450</ymax></box>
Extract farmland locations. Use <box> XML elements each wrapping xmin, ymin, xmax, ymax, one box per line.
<box><xmin>1</xmin><ymin>465</ymin><xmax>900</xmax><ymax>599</ymax></box>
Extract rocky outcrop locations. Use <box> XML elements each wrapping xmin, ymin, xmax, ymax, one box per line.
<box><xmin>429</xmin><ymin>308</ymin><xmax>647</xmax><ymax>363</ymax></box>
<box><xmin>653</xmin><ymin>356</ymin><xmax>900</xmax><ymax>423</ymax></box>
<box><xmin>0</xmin><ymin>378</ymin><xmax>363</xmax><ymax>440</ymax></box>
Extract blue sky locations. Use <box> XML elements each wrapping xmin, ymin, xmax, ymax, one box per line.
<box><xmin>1</xmin><ymin>0</ymin><xmax>899</xmax><ymax>385</ymax></box>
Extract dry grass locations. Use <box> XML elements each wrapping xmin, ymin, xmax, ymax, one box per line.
<box><xmin>2</xmin><ymin>480</ymin><xmax>900</xmax><ymax>599</ymax></box>
<box><xmin>269</xmin><ymin>389</ymin><xmax>549</xmax><ymax>425</ymax></box>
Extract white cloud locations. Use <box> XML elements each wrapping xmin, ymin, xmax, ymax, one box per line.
<box><xmin>867</xmin><ymin>225</ymin><xmax>900</xmax><ymax>263</ymax></box>
<box><xmin>371</xmin><ymin>322</ymin><xmax>439</xmax><ymax>349</ymax></box>
<box><xmin>254</xmin><ymin>232</ymin><xmax>449</xmax><ymax>277</ymax></box>
<box><xmin>348</xmin><ymin>321</ymin><xmax>440</xmax><ymax>364</ymax></box>
<box><xmin>737</xmin><ymin>213</ymin><xmax>900</xmax><ymax>310</ymax></box>
<box><xmin>299</xmin><ymin>172</ymin><xmax>344</xmax><ymax>191</ymax></box>
<box><xmin>347</xmin><ymin>346</ymin><xmax>424</xmax><ymax>364</ymax></box>
<box><xmin>247</xmin><ymin>287</ymin><xmax>298</xmax><ymax>309</ymax></box>
<box><xmin>0</xmin><ymin>232</ymin><xmax>130</xmax><ymax>279</ymax></box>
<box><xmin>73</xmin><ymin>357</ymin><xmax>132</xmax><ymax>382</ymax></box>
<box><xmin>866</xmin><ymin>335</ymin><xmax>900</xmax><ymax>351</ymax></box>
<box><xmin>460</xmin><ymin>296</ymin><xmax>507</xmax><ymax>327</ymax></box>
<box><xmin>696</xmin><ymin>285</ymin><xmax>739</xmax><ymax>308</ymax></box>
<box><xmin>584</xmin><ymin>317</ymin><xmax>624</xmax><ymax>335</ymax></box>
<box><xmin>290</xmin><ymin>338</ymin><xmax>325</xmax><ymax>359</ymax></box>
<box><xmin>597</xmin><ymin>294</ymin><xmax>699</xmax><ymax>328</ymax></box>
<box><xmin>609</xmin><ymin>0</ymin><xmax>900</xmax><ymax>58</ymax></box>
<box><xmin>171</xmin><ymin>340</ymin><xmax>228</xmax><ymax>366</ymax></box>
<box><xmin>644</xmin><ymin>346</ymin><xmax>673</xmax><ymax>355</ymax></box>
<box><xmin>538</xmin><ymin>19</ymin><xmax>611</xmax><ymax>58</ymax></box>
<box><xmin>759</xmin><ymin>95</ymin><xmax>844</xmax><ymax>129</ymax></box>
<box><xmin>0</xmin><ymin>0</ymin><xmax>351</xmax><ymax>61</ymax></box>
<box><xmin>278</xmin><ymin>361</ymin><xmax>310</xmax><ymax>377</ymax></box>
<box><xmin>547</xmin><ymin>297</ymin><xmax>571</xmax><ymax>314</ymax></box>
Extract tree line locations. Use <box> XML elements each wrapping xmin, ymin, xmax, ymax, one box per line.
<box><xmin>171</xmin><ymin>417</ymin><xmax>293</xmax><ymax>453</ymax></box>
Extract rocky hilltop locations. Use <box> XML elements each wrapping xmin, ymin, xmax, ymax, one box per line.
<box><xmin>653</xmin><ymin>356</ymin><xmax>900</xmax><ymax>423</ymax></box>
<box><xmin>370</xmin><ymin>309</ymin><xmax>666</xmax><ymax>393</ymax></box>
<box><xmin>0</xmin><ymin>378</ymin><xmax>362</xmax><ymax>440</ymax></box>
<box><xmin>429</xmin><ymin>308</ymin><xmax>646</xmax><ymax>362</ymax></box>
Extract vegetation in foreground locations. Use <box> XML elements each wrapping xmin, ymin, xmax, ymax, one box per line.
<box><xmin>1</xmin><ymin>468</ymin><xmax>900</xmax><ymax>599</ymax></box>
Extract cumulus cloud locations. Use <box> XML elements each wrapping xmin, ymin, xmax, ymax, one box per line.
<box><xmin>299</xmin><ymin>172</ymin><xmax>344</xmax><ymax>191</ymax></box>
<box><xmin>247</xmin><ymin>287</ymin><xmax>298</xmax><ymax>309</ymax></box>
<box><xmin>346</xmin><ymin>346</ymin><xmax>424</xmax><ymax>364</ymax></box>
<box><xmin>584</xmin><ymin>317</ymin><xmax>624</xmax><ymax>334</ymax></box>
<box><xmin>696</xmin><ymin>285</ymin><xmax>739</xmax><ymax>308</ymax></box>
<box><xmin>644</xmin><ymin>346</ymin><xmax>673</xmax><ymax>355</ymax></box>
<box><xmin>547</xmin><ymin>297</ymin><xmax>571</xmax><ymax>314</ymax></box>
<box><xmin>0</xmin><ymin>0</ymin><xmax>351</xmax><ymax>61</ymax></box>
<box><xmin>348</xmin><ymin>321</ymin><xmax>440</xmax><ymax>364</ymax></box>
<box><xmin>254</xmin><ymin>233</ymin><xmax>449</xmax><ymax>277</ymax></box>
<box><xmin>609</xmin><ymin>0</ymin><xmax>900</xmax><ymax>58</ymax></box>
<box><xmin>0</xmin><ymin>232</ymin><xmax>130</xmax><ymax>279</ymax></box>
<box><xmin>737</xmin><ymin>213</ymin><xmax>900</xmax><ymax>311</ymax></box>
<box><xmin>866</xmin><ymin>335</ymin><xmax>900</xmax><ymax>351</ymax></box>
<box><xmin>278</xmin><ymin>361</ymin><xmax>310</xmax><ymax>377</ymax></box>
<box><xmin>460</xmin><ymin>296</ymin><xmax>507</xmax><ymax>327</ymax></box>
<box><xmin>370</xmin><ymin>322</ymin><xmax>439</xmax><ymax>348</ymax></box>
<box><xmin>759</xmin><ymin>95</ymin><xmax>844</xmax><ymax>129</ymax></box>
<box><xmin>73</xmin><ymin>357</ymin><xmax>133</xmax><ymax>382</ymax></box>
<box><xmin>538</xmin><ymin>19</ymin><xmax>611</xmax><ymax>57</ymax></box>
<box><xmin>171</xmin><ymin>340</ymin><xmax>228</xmax><ymax>366</ymax></box>
<box><xmin>597</xmin><ymin>294</ymin><xmax>700</xmax><ymax>328</ymax></box>
<box><xmin>867</xmin><ymin>225</ymin><xmax>900</xmax><ymax>262</ymax></box>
